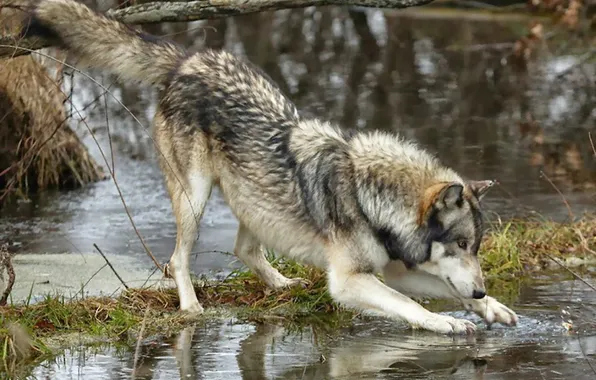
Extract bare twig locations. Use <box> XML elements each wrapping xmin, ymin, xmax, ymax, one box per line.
<box><xmin>73</xmin><ymin>262</ymin><xmax>109</xmax><ymax>301</ymax></box>
<box><xmin>544</xmin><ymin>253</ymin><xmax>596</xmax><ymax>292</ymax></box>
<box><xmin>540</xmin><ymin>170</ymin><xmax>574</xmax><ymax>221</ymax></box>
<box><xmin>104</xmin><ymin>92</ymin><xmax>116</xmax><ymax>175</ymax></box>
<box><xmin>0</xmin><ymin>247</ymin><xmax>16</xmax><ymax>306</ymax></box>
<box><xmin>141</xmin><ymin>265</ymin><xmax>162</xmax><ymax>289</ymax></box>
<box><xmin>193</xmin><ymin>249</ymin><xmax>233</xmax><ymax>258</ymax></box>
<box><xmin>578</xmin><ymin>332</ymin><xmax>596</xmax><ymax>377</ymax></box>
<box><xmin>93</xmin><ymin>244</ymin><xmax>129</xmax><ymax>290</ymax></box>
<box><xmin>590</xmin><ymin>132</ymin><xmax>595</xmax><ymax>158</ymax></box>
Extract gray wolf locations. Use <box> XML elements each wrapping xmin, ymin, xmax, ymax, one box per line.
<box><xmin>21</xmin><ymin>0</ymin><xmax>518</xmax><ymax>334</ymax></box>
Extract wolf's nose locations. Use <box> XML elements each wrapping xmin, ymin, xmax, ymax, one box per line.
<box><xmin>472</xmin><ymin>290</ymin><xmax>486</xmax><ymax>299</ymax></box>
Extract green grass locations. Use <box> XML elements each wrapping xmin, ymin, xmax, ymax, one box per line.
<box><xmin>1</xmin><ymin>216</ymin><xmax>594</xmax><ymax>374</ymax></box>
<box><xmin>480</xmin><ymin>215</ymin><xmax>596</xmax><ymax>277</ymax></box>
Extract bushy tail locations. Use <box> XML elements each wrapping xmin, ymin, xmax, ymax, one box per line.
<box><xmin>22</xmin><ymin>0</ymin><xmax>186</xmax><ymax>86</ymax></box>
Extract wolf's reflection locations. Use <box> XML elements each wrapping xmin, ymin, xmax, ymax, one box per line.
<box><xmin>168</xmin><ymin>321</ymin><xmax>502</xmax><ymax>379</ymax></box>
<box><xmin>174</xmin><ymin>324</ymin><xmax>198</xmax><ymax>379</ymax></box>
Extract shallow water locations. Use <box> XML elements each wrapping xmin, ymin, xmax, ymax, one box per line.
<box><xmin>24</xmin><ymin>273</ymin><xmax>596</xmax><ymax>379</ymax></box>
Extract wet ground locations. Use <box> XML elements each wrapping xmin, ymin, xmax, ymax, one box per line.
<box><xmin>26</xmin><ymin>272</ymin><xmax>596</xmax><ymax>379</ymax></box>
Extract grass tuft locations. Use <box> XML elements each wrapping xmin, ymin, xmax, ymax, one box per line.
<box><xmin>481</xmin><ymin>215</ymin><xmax>596</xmax><ymax>277</ymax></box>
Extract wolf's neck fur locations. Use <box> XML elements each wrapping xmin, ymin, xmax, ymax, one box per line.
<box><xmin>347</xmin><ymin>130</ymin><xmax>464</xmax><ymax>266</ymax></box>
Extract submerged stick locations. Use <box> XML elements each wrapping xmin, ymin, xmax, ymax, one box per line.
<box><xmin>93</xmin><ymin>244</ymin><xmax>129</xmax><ymax>290</ymax></box>
<box><xmin>540</xmin><ymin>170</ymin><xmax>574</xmax><ymax>222</ymax></box>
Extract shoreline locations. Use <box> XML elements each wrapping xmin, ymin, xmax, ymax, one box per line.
<box><xmin>1</xmin><ymin>215</ymin><xmax>595</xmax><ymax>374</ymax></box>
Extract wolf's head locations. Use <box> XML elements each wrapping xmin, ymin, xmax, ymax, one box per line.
<box><xmin>415</xmin><ymin>180</ymin><xmax>496</xmax><ymax>300</ymax></box>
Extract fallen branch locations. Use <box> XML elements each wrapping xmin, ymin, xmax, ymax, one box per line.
<box><xmin>94</xmin><ymin>244</ymin><xmax>129</xmax><ymax>290</ymax></box>
<box><xmin>0</xmin><ymin>0</ymin><xmax>435</xmax><ymax>58</ymax></box>
<box><xmin>105</xmin><ymin>0</ymin><xmax>435</xmax><ymax>24</ymax></box>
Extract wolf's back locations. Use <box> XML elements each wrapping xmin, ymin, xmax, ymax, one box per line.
<box><xmin>22</xmin><ymin>0</ymin><xmax>186</xmax><ymax>86</ymax></box>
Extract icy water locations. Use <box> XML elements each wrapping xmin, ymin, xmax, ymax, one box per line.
<box><xmin>25</xmin><ymin>273</ymin><xmax>596</xmax><ymax>379</ymax></box>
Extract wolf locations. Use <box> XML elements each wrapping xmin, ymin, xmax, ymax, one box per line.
<box><xmin>20</xmin><ymin>0</ymin><xmax>518</xmax><ymax>334</ymax></box>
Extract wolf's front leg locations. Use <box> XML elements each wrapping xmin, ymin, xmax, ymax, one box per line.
<box><xmin>383</xmin><ymin>261</ymin><xmax>518</xmax><ymax>327</ymax></box>
<box><xmin>327</xmin><ymin>268</ymin><xmax>476</xmax><ymax>335</ymax></box>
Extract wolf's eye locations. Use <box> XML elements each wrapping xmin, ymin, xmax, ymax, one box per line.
<box><xmin>457</xmin><ymin>240</ymin><xmax>468</xmax><ymax>250</ymax></box>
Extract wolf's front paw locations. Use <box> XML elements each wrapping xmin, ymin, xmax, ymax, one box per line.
<box><xmin>416</xmin><ymin>314</ymin><xmax>476</xmax><ymax>335</ymax></box>
<box><xmin>464</xmin><ymin>296</ymin><xmax>518</xmax><ymax>327</ymax></box>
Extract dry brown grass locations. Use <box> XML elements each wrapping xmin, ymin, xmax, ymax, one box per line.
<box><xmin>0</xmin><ymin>6</ymin><xmax>105</xmax><ymax>206</ymax></box>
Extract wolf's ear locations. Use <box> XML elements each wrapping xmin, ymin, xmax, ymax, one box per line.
<box><xmin>436</xmin><ymin>183</ymin><xmax>464</xmax><ymax>209</ymax></box>
<box><xmin>418</xmin><ymin>182</ymin><xmax>464</xmax><ymax>224</ymax></box>
<box><xmin>467</xmin><ymin>180</ymin><xmax>497</xmax><ymax>200</ymax></box>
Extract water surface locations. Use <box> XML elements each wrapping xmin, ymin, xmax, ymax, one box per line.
<box><xmin>27</xmin><ymin>273</ymin><xmax>596</xmax><ymax>379</ymax></box>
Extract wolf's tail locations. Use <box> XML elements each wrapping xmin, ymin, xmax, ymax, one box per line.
<box><xmin>21</xmin><ymin>0</ymin><xmax>186</xmax><ymax>87</ymax></box>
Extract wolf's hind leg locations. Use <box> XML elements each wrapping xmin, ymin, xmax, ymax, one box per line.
<box><xmin>154</xmin><ymin>114</ymin><xmax>212</xmax><ymax>314</ymax></box>
<box><xmin>157</xmin><ymin>143</ymin><xmax>213</xmax><ymax>313</ymax></box>
<box><xmin>165</xmin><ymin>170</ymin><xmax>212</xmax><ymax>314</ymax></box>
<box><xmin>234</xmin><ymin>224</ymin><xmax>308</xmax><ymax>290</ymax></box>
